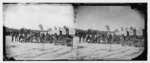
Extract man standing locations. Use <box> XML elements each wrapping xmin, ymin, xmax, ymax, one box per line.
<box><xmin>11</xmin><ymin>32</ymin><xmax>15</xmax><ymax>42</ymax></box>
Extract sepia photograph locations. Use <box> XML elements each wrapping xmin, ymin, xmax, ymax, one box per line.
<box><xmin>3</xmin><ymin>3</ymin><xmax>147</xmax><ymax>61</ymax></box>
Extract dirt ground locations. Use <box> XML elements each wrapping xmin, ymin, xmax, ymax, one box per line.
<box><xmin>5</xmin><ymin>36</ymin><xmax>144</xmax><ymax>60</ymax></box>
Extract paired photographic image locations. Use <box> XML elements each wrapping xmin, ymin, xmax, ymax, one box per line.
<box><xmin>3</xmin><ymin>3</ymin><xmax>147</xmax><ymax>61</ymax></box>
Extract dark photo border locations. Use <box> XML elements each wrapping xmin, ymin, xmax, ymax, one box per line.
<box><xmin>3</xmin><ymin>3</ymin><xmax>147</xmax><ymax>61</ymax></box>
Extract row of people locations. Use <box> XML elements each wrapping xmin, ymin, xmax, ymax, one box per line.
<box><xmin>76</xmin><ymin>30</ymin><xmax>144</xmax><ymax>47</ymax></box>
<box><xmin>6</xmin><ymin>27</ymin><xmax>145</xmax><ymax>47</ymax></box>
<box><xmin>10</xmin><ymin>29</ymin><xmax>73</xmax><ymax>46</ymax></box>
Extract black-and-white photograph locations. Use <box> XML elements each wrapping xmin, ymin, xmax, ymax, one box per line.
<box><xmin>3</xmin><ymin>3</ymin><xmax>147</xmax><ymax>61</ymax></box>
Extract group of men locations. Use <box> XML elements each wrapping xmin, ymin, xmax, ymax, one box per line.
<box><xmin>76</xmin><ymin>29</ymin><xmax>145</xmax><ymax>47</ymax></box>
<box><xmin>10</xmin><ymin>28</ymin><xmax>73</xmax><ymax>46</ymax></box>
<box><xmin>8</xmin><ymin>27</ymin><xmax>145</xmax><ymax>47</ymax></box>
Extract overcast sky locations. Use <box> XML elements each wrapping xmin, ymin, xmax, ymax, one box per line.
<box><xmin>75</xmin><ymin>6</ymin><xmax>144</xmax><ymax>31</ymax></box>
<box><xmin>4</xmin><ymin>4</ymin><xmax>145</xmax><ymax>31</ymax></box>
<box><xmin>4</xmin><ymin>4</ymin><xmax>74</xmax><ymax>30</ymax></box>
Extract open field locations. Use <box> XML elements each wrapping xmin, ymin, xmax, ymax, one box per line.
<box><xmin>5</xmin><ymin>36</ymin><xmax>144</xmax><ymax>60</ymax></box>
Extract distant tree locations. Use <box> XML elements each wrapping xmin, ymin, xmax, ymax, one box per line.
<box><xmin>20</xmin><ymin>28</ymin><xmax>25</xmax><ymax>33</ymax></box>
<box><xmin>115</xmin><ymin>29</ymin><xmax>119</xmax><ymax>32</ymax></box>
<box><xmin>38</xmin><ymin>24</ymin><xmax>43</xmax><ymax>31</ymax></box>
<box><xmin>87</xmin><ymin>29</ymin><xmax>92</xmax><ymax>35</ymax></box>
<box><xmin>105</xmin><ymin>25</ymin><xmax>110</xmax><ymax>31</ymax></box>
<box><xmin>47</xmin><ymin>28</ymin><xmax>52</xmax><ymax>31</ymax></box>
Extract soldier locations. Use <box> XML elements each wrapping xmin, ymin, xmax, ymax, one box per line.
<box><xmin>82</xmin><ymin>33</ymin><xmax>86</xmax><ymax>43</ymax></box>
<box><xmin>11</xmin><ymin>32</ymin><xmax>15</xmax><ymax>42</ymax></box>
<box><xmin>107</xmin><ymin>33</ymin><xmax>112</xmax><ymax>44</ymax></box>
<box><xmin>78</xmin><ymin>32</ymin><xmax>82</xmax><ymax>43</ymax></box>
<box><xmin>24</xmin><ymin>31</ymin><xmax>28</xmax><ymax>42</ymax></box>
<box><xmin>59</xmin><ymin>30</ymin><xmax>62</xmax><ymax>35</ymax></box>
<box><xmin>119</xmin><ymin>34</ymin><xmax>124</xmax><ymax>44</ymax></box>
<box><xmin>15</xmin><ymin>32</ymin><xmax>19</xmax><ymax>42</ymax></box>
<box><xmin>40</xmin><ymin>32</ymin><xmax>45</xmax><ymax>43</ymax></box>
<box><xmin>34</xmin><ymin>32</ymin><xmax>40</xmax><ymax>43</ymax></box>
<box><xmin>19</xmin><ymin>33</ymin><xmax>24</xmax><ymax>42</ymax></box>
<box><xmin>66</xmin><ymin>27</ymin><xmax>69</xmax><ymax>35</ymax></box>
<box><xmin>133</xmin><ymin>28</ymin><xmax>137</xmax><ymax>37</ymax></box>
<box><xmin>86</xmin><ymin>34</ymin><xmax>92</xmax><ymax>43</ymax></box>
<box><xmin>126</xmin><ymin>31</ymin><xmax>130</xmax><ymax>36</ymax></box>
